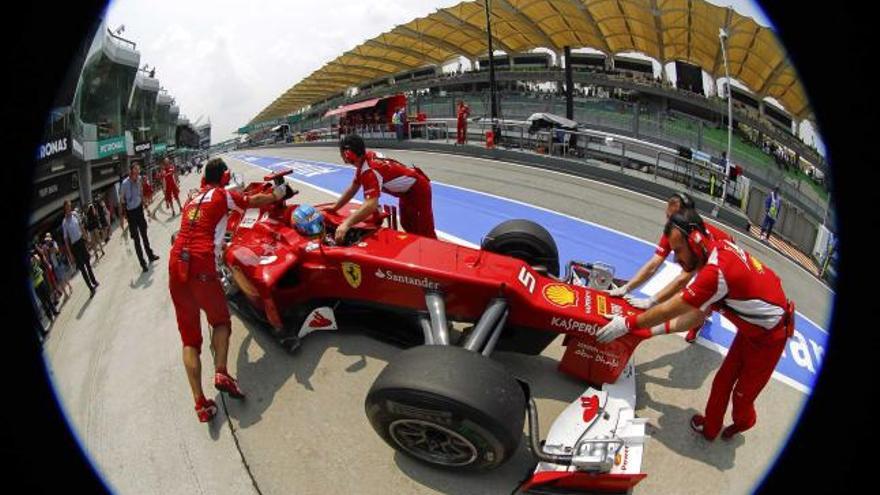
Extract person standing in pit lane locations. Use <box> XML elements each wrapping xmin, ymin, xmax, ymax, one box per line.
<box><xmin>42</xmin><ymin>233</ymin><xmax>72</xmax><ymax>301</ymax></box>
<box><xmin>605</xmin><ymin>192</ymin><xmax>734</xmax><ymax>343</ymax></box>
<box><xmin>325</xmin><ymin>134</ymin><xmax>436</xmax><ymax>243</ymax></box>
<box><xmin>162</xmin><ymin>157</ymin><xmax>183</xmax><ymax>216</ymax></box>
<box><xmin>62</xmin><ymin>200</ymin><xmax>98</xmax><ymax>297</ymax></box>
<box><xmin>85</xmin><ymin>203</ymin><xmax>106</xmax><ymax>260</ymax></box>
<box><xmin>168</xmin><ymin>158</ymin><xmax>288</xmax><ymax>422</ymax></box>
<box><xmin>596</xmin><ymin>208</ymin><xmax>795</xmax><ymax>441</ymax></box>
<box><xmin>456</xmin><ymin>100</ymin><xmax>471</xmax><ymax>145</ymax></box>
<box><xmin>760</xmin><ymin>186</ymin><xmax>782</xmax><ymax>242</ymax></box>
<box><xmin>120</xmin><ymin>163</ymin><xmax>160</xmax><ymax>273</ymax></box>
<box><xmin>30</xmin><ymin>250</ymin><xmax>59</xmax><ymax>329</ymax></box>
<box><xmin>95</xmin><ymin>197</ymin><xmax>110</xmax><ymax>244</ymax></box>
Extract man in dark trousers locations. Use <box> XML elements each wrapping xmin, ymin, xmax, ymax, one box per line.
<box><xmin>120</xmin><ymin>162</ymin><xmax>160</xmax><ymax>272</ymax></box>
<box><xmin>760</xmin><ymin>186</ymin><xmax>782</xmax><ymax>241</ymax></box>
<box><xmin>61</xmin><ymin>200</ymin><xmax>99</xmax><ymax>297</ymax></box>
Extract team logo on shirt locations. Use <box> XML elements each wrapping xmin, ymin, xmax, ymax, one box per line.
<box><xmin>543</xmin><ymin>283</ymin><xmax>578</xmax><ymax>307</ymax></box>
<box><xmin>750</xmin><ymin>256</ymin><xmax>765</xmax><ymax>273</ymax></box>
<box><xmin>186</xmin><ymin>207</ymin><xmax>200</xmax><ymax>222</ymax></box>
<box><xmin>342</xmin><ymin>262</ymin><xmax>362</xmax><ymax>289</ymax></box>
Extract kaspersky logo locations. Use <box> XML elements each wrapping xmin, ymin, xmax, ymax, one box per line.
<box><xmin>551</xmin><ymin>317</ymin><xmax>600</xmax><ymax>335</ymax></box>
<box><xmin>374</xmin><ymin>268</ymin><xmax>439</xmax><ymax>291</ymax></box>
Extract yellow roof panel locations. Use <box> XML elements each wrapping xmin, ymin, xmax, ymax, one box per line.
<box><xmin>250</xmin><ymin>0</ymin><xmax>810</xmax><ymax>124</ymax></box>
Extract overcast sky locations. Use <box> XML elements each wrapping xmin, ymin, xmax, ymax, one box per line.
<box><xmin>104</xmin><ymin>0</ymin><xmax>822</xmax><ymax>154</ymax></box>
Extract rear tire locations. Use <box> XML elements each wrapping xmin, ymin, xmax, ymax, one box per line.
<box><xmin>482</xmin><ymin>219</ymin><xmax>559</xmax><ymax>277</ymax></box>
<box><xmin>365</xmin><ymin>345</ymin><xmax>525</xmax><ymax>472</ymax></box>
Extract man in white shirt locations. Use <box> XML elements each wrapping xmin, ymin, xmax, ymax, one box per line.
<box><xmin>120</xmin><ymin>163</ymin><xmax>160</xmax><ymax>272</ymax></box>
<box><xmin>62</xmin><ymin>200</ymin><xmax>98</xmax><ymax>297</ymax></box>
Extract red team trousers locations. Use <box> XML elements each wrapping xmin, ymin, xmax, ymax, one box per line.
<box><xmin>168</xmin><ymin>258</ymin><xmax>230</xmax><ymax>352</ymax></box>
<box><xmin>456</xmin><ymin>119</ymin><xmax>466</xmax><ymax>144</ymax></box>
<box><xmin>702</xmin><ymin>324</ymin><xmax>788</xmax><ymax>439</ymax></box>
<box><xmin>398</xmin><ymin>175</ymin><xmax>436</xmax><ymax>238</ymax></box>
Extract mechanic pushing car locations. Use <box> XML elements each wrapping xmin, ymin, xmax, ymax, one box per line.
<box><xmin>607</xmin><ymin>192</ymin><xmax>733</xmax><ymax>343</ymax></box>
<box><xmin>325</xmin><ymin>134</ymin><xmax>436</xmax><ymax>243</ymax></box>
<box><xmin>168</xmin><ymin>158</ymin><xmax>287</xmax><ymax>422</ymax></box>
<box><xmin>596</xmin><ymin>208</ymin><xmax>795</xmax><ymax>441</ymax></box>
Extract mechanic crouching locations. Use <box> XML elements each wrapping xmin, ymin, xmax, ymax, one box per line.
<box><xmin>596</xmin><ymin>208</ymin><xmax>795</xmax><ymax>441</ymax></box>
<box><xmin>169</xmin><ymin>158</ymin><xmax>287</xmax><ymax>422</ymax></box>
<box><xmin>325</xmin><ymin>134</ymin><xmax>436</xmax><ymax>243</ymax></box>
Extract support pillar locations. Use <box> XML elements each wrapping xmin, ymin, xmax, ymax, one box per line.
<box><xmin>564</xmin><ymin>46</ymin><xmax>573</xmax><ymax>120</ymax></box>
<box><xmin>78</xmin><ymin>160</ymin><xmax>93</xmax><ymax>206</ymax></box>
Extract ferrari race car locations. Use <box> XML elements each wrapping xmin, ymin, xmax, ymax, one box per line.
<box><xmin>218</xmin><ymin>169</ymin><xmax>651</xmax><ymax>493</ymax></box>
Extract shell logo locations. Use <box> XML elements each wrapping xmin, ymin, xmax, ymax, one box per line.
<box><xmin>543</xmin><ymin>283</ymin><xmax>578</xmax><ymax>307</ymax></box>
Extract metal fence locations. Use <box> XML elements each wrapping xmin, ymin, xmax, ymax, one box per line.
<box><xmin>414</xmin><ymin>93</ymin><xmax>831</xmax><ymax>229</ymax></box>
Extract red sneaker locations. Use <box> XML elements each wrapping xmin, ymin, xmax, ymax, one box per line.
<box><xmin>195</xmin><ymin>398</ymin><xmax>217</xmax><ymax>423</ymax></box>
<box><xmin>685</xmin><ymin>327</ymin><xmax>700</xmax><ymax>343</ymax></box>
<box><xmin>214</xmin><ymin>372</ymin><xmax>245</xmax><ymax>399</ymax></box>
<box><xmin>721</xmin><ymin>424</ymin><xmax>742</xmax><ymax>440</ymax></box>
<box><xmin>690</xmin><ymin>414</ymin><xmax>713</xmax><ymax>441</ymax></box>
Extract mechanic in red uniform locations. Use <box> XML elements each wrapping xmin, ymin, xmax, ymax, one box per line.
<box><xmin>607</xmin><ymin>192</ymin><xmax>733</xmax><ymax>343</ymax></box>
<box><xmin>456</xmin><ymin>100</ymin><xmax>471</xmax><ymax>145</ymax></box>
<box><xmin>162</xmin><ymin>158</ymin><xmax>183</xmax><ymax>216</ymax></box>
<box><xmin>596</xmin><ymin>208</ymin><xmax>795</xmax><ymax>441</ymax></box>
<box><xmin>326</xmin><ymin>134</ymin><xmax>436</xmax><ymax>242</ymax></box>
<box><xmin>169</xmin><ymin>158</ymin><xmax>287</xmax><ymax>422</ymax></box>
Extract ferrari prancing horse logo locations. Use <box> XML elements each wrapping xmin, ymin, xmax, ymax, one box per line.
<box><xmin>342</xmin><ymin>262</ymin><xmax>362</xmax><ymax>289</ymax></box>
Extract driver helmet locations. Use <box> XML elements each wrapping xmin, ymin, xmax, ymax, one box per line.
<box><xmin>291</xmin><ymin>204</ymin><xmax>325</xmax><ymax>237</ymax></box>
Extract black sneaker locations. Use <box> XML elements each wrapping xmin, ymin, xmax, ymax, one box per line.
<box><xmin>141</xmin><ymin>264</ymin><xmax>149</xmax><ymax>273</ymax></box>
<box><xmin>148</xmin><ymin>254</ymin><xmax>160</xmax><ymax>262</ymax></box>
<box><xmin>89</xmin><ymin>288</ymin><xmax>96</xmax><ymax>298</ymax></box>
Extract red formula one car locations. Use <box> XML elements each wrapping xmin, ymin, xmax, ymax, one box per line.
<box><xmin>218</xmin><ymin>169</ymin><xmax>651</xmax><ymax>493</ymax></box>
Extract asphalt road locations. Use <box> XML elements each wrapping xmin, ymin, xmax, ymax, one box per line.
<box><xmin>41</xmin><ymin>147</ymin><xmax>830</xmax><ymax>495</ymax></box>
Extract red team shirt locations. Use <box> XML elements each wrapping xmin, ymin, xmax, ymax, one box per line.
<box><xmin>681</xmin><ymin>239</ymin><xmax>788</xmax><ymax>339</ymax></box>
<box><xmin>163</xmin><ymin>165</ymin><xmax>179</xmax><ymax>193</ymax></box>
<box><xmin>354</xmin><ymin>151</ymin><xmax>423</xmax><ymax>201</ymax></box>
<box><xmin>170</xmin><ymin>186</ymin><xmax>247</xmax><ymax>273</ymax></box>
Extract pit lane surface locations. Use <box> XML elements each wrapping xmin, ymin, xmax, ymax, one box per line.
<box><xmin>43</xmin><ymin>148</ymin><xmax>831</xmax><ymax>495</ymax></box>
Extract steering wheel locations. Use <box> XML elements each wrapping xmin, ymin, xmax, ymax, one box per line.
<box><xmin>325</xmin><ymin>227</ymin><xmax>363</xmax><ymax>247</ymax></box>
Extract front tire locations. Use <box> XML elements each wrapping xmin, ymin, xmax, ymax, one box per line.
<box><xmin>365</xmin><ymin>345</ymin><xmax>525</xmax><ymax>472</ymax></box>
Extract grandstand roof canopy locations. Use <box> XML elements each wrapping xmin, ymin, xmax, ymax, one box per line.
<box><xmin>249</xmin><ymin>0</ymin><xmax>810</xmax><ymax>125</ymax></box>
